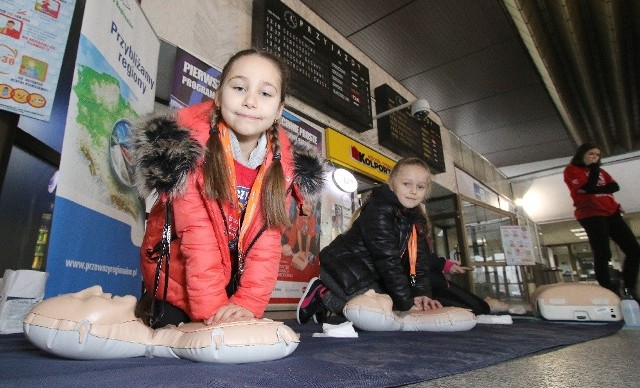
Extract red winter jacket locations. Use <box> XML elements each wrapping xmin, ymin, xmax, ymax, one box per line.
<box><xmin>563</xmin><ymin>163</ymin><xmax>620</xmax><ymax>220</ymax></box>
<box><xmin>135</xmin><ymin>101</ymin><xmax>323</xmax><ymax>320</ymax></box>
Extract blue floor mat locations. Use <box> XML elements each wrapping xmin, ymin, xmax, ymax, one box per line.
<box><xmin>0</xmin><ymin>317</ymin><xmax>623</xmax><ymax>388</ymax></box>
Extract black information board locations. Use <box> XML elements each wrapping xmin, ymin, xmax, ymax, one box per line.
<box><xmin>252</xmin><ymin>0</ymin><xmax>372</xmax><ymax>132</ymax></box>
<box><xmin>374</xmin><ymin>84</ymin><xmax>445</xmax><ymax>174</ymax></box>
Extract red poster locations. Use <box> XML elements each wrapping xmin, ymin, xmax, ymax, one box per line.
<box><xmin>270</xmin><ymin>110</ymin><xmax>324</xmax><ymax>304</ymax></box>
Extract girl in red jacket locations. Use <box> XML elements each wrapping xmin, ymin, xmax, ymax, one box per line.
<box><xmin>563</xmin><ymin>143</ymin><xmax>640</xmax><ymax>299</ymax></box>
<box><xmin>133</xmin><ymin>49</ymin><xmax>324</xmax><ymax>328</ymax></box>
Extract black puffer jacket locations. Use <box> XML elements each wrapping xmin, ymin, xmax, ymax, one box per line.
<box><xmin>320</xmin><ymin>185</ymin><xmax>432</xmax><ymax>311</ymax></box>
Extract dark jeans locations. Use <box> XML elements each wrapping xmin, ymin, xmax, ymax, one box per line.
<box><xmin>319</xmin><ymin>268</ymin><xmax>384</xmax><ymax>315</ymax></box>
<box><xmin>319</xmin><ymin>268</ymin><xmax>489</xmax><ymax>315</ymax></box>
<box><xmin>579</xmin><ymin>212</ymin><xmax>640</xmax><ymax>295</ymax></box>
<box><xmin>431</xmin><ymin>282</ymin><xmax>490</xmax><ymax>315</ymax></box>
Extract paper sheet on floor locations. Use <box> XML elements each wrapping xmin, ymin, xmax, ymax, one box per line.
<box><xmin>476</xmin><ymin>314</ymin><xmax>513</xmax><ymax>324</ymax></box>
<box><xmin>312</xmin><ymin>321</ymin><xmax>359</xmax><ymax>338</ymax></box>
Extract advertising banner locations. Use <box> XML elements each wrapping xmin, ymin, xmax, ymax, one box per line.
<box><xmin>0</xmin><ymin>0</ymin><xmax>76</xmax><ymax>121</ymax></box>
<box><xmin>325</xmin><ymin>128</ymin><xmax>395</xmax><ymax>182</ymax></box>
<box><xmin>169</xmin><ymin>47</ymin><xmax>220</xmax><ymax>109</ymax></box>
<box><xmin>45</xmin><ymin>0</ymin><xmax>159</xmax><ymax>297</ymax></box>
<box><xmin>270</xmin><ymin>111</ymin><xmax>324</xmax><ymax>305</ymax></box>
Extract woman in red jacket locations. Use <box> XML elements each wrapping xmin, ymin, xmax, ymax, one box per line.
<box><xmin>133</xmin><ymin>49</ymin><xmax>324</xmax><ymax>328</ymax></box>
<box><xmin>563</xmin><ymin>143</ymin><xmax>640</xmax><ymax>300</ymax></box>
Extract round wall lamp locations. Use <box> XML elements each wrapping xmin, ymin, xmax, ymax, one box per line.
<box><xmin>332</xmin><ymin>168</ymin><xmax>358</xmax><ymax>193</ymax></box>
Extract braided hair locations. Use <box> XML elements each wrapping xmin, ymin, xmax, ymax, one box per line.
<box><xmin>262</xmin><ymin>121</ymin><xmax>290</xmax><ymax>228</ymax></box>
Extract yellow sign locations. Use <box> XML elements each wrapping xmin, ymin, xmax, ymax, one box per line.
<box><xmin>325</xmin><ymin>128</ymin><xmax>396</xmax><ymax>182</ymax></box>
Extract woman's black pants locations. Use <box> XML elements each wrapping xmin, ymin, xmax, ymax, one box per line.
<box><xmin>579</xmin><ymin>212</ymin><xmax>640</xmax><ymax>295</ymax></box>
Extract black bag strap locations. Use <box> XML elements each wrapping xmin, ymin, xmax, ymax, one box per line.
<box><xmin>225</xmin><ymin>181</ymin><xmax>295</xmax><ymax>293</ymax></box>
<box><xmin>146</xmin><ymin>199</ymin><xmax>173</xmax><ymax>327</ymax></box>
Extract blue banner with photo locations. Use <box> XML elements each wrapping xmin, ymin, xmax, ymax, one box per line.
<box><xmin>45</xmin><ymin>0</ymin><xmax>159</xmax><ymax>298</ymax></box>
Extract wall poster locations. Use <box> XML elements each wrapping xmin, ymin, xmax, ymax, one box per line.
<box><xmin>0</xmin><ymin>0</ymin><xmax>76</xmax><ymax>121</ymax></box>
<box><xmin>500</xmin><ymin>225</ymin><xmax>535</xmax><ymax>266</ymax></box>
<box><xmin>270</xmin><ymin>109</ymin><xmax>324</xmax><ymax>305</ymax></box>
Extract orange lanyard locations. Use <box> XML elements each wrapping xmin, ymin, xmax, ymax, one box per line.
<box><xmin>408</xmin><ymin>224</ymin><xmax>417</xmax><ymax>285</ymax></box>
<box><xmin>217</xmin><ymin>121</ymin><xmax>270</xmax><ymax>257</ymax></box>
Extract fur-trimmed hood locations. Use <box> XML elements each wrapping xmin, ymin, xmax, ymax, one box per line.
<box><xmin>131</xmin><ymin>110</ymin><xmax>325</xmax><ymax>204</ymax></box>
<box><xmin>131</xmin><ymin>112</ymin><xmax>203</xmax><ymax>200</ymax></box>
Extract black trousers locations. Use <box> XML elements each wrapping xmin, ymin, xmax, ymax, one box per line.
<box><xmin>319</xmin><ymin>268</ymin><xmax>384</xmax><ymax>316</ymax></box>
<box><xmin>579</xmin><ymin>212</ymin><xmax>640</xmax><ymax>295</ymax></box>
<box><xmin>431</xmin><ymin>282</ymin><xmax>490</xmax><ymax>315</ymax></box>
<box><xmin>320</xmin><ymin>268</ymin><xmax>490</xmax><ymax>315</ymax></box>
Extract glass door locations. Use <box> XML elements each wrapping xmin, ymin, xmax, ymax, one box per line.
<box><xmin>460</xmin><ymin>197</ymin><xmax>530</xmax><ymax>305</ymax></box>
<box><xmin>426</xmin><ymin>194</ymin><xmax>469</xmax><ymax>289</ymax></box>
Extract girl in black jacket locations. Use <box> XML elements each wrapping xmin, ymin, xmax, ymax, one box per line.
<box><xmin>297</xmin><ymin>157</ymin><xmax>443</xmax><ymax>324</ymax></box>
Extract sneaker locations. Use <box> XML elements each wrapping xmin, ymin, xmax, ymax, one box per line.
<box><xmin>297</xmin><ymin>277</ymin><xmax>326</xmax><ymax>324</ymax></box>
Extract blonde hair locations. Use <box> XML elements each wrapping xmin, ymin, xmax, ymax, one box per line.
<box><xmin>349</xmin><ymin>157</ymin><xmax>432</xmax><ymax>227</ymax></box>
<box><xmin>203</xmin><ymin>49</ymin><xmax>291</xmax><ymax>229</ymax></box>
<box><xmin>388</xmin><ymin>157</ymin><xmax>432</xmax><ymax>199</ymax></box>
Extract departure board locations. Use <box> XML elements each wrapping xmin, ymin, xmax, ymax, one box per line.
<box><xmin>374</xmin><ymin>84</ymin><xmax>445</xmax><ymax>174</ymax></box>
<box><xmin>252</xmin><ymin>0</ymin><xmax>373</xmax><ymax>132</ymax></box>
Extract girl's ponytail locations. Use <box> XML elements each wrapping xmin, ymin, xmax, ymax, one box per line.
<box><xmin>262</xmin><ymin>123</ymin><xmax>290</xmax><ymax>229</ymax></box>
<box><xmin>203</xmin><ymin>108</ymin><xmax>232</xmax><ymax>202</ymax></box>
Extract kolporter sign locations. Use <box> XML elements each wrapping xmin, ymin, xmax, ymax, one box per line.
<box><xmin>325</xmin><ymin>128</ymin><xmax>395</xmax><ymax>182</ymax></box>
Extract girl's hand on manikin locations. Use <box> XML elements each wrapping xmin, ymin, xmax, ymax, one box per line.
<box><xmin>411</xmin><ymin>296</ymin><xmax>442</xmax><ymax>311</ymax></box>
<box><xmin>204</xmin><ymin>303</ymin><xmax>255</xmax><ymax>325</ymax></box>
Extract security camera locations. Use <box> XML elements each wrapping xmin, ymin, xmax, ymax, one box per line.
<box><xmin>410</xmin><ymin>99</ymin><xmax>430</xmax><ymax>121</ymax></box>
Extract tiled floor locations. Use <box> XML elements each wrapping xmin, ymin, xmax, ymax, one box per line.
<box><xmin>406</xmin><ymin>326</ymin><xmax>640</xmax><ymax>388</ymax></box>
